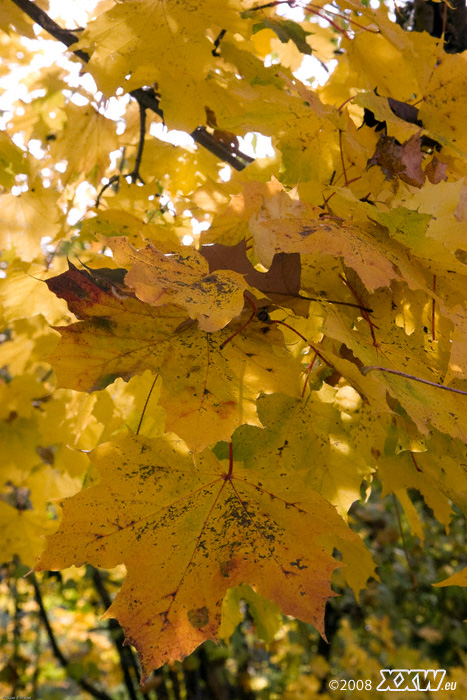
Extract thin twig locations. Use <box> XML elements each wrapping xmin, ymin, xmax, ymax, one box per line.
<box><xmin>10</xmin><ymin>0</ymin><xmax>254</xmax><ymax>171</ymax></box>
<box><xmin>96</xmin><ymin>174</ymin><xmax>120</xmax><ymax>207</ymax></box>
<box><xmin>298</xmin><ymin>293</ymin><xmax>373</xmax><ymax>313</ymax></box>
<box><xmin>30</xmin><ymin>572</ymin><xmax>114</xmax><ymax>700</ymax></box>
<box><xmin>129</xmin><ymin>100</ymin><xmax>147</xmax><ymax>184</ymax></box>
<box><xmin>95</xmin><ymin>102</ymin><xmax>147</xmax><ymax>206</ymax></box>
<box><xmin>360</xmin><ymin>365</ymin><xmax>467</xmax><ymax>396</ymax></box>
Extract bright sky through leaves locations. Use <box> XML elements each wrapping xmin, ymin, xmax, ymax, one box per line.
<box><xmin>2</xmin><ymin>0</ymin><xmax>467</xmax><ymax>679</ymax></box>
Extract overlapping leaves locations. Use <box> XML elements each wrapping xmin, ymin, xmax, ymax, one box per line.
<box><xmin>2</xmin><ymin>0</ymin><xmax>467</xmax><ymax>679</ymax></box>
<box><xmin>44</xmin><ymin>262</ymin><xmax>301</xmax><ymax>450</ymax></box>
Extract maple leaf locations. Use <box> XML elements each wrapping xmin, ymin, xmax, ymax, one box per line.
<box><xmin>369</xmin><ymin>133</ymin><xmax>426</xmax><ymax>187</ymax></box>
<box><xmin>0</xmin><ymin>182</ymin><xmax>61</xmax><ymax>261</ymax></box>
<box><xmin>224</xmin><ymin>390</ymin><xmax>377</xmax><ymax>518</ymax></box>
<box><xmin>49</xmin><ymin>103</ymin><xmax>119</xmax><ymax>185</ymax></box>
<box><xmin>75</xmin><ymin>0</ymin><xmax>249</xmax><ymax>129</ymax></box>
<box><xmin>35</xmin><ymin>430</ymin><xmax>371</xmax><ymax>677</ymax></box>
<box><xmin>0</xmin><ymin>501</ymin><xmax>56</xmax><ymax>567</ymax></box>
<box><xmin>0</xmin><ymin>131</ymin><xmax>30</xmax><ymax>189</ymax></box>
<box><xmin>241</xmin><ymin>184</ymin><xmax>418</xmax><ymax>293</ymax></box>
<box><xmin>219</xmin><ymin>584</ymin><xmax>282</xmax><ymax>644</ymax></box>
<box><xmin>102</xmin><ymin>235</ymin><xmax>248</xmax><ymax>332</ymax></box>
<box><xmin>6</xmin><ymin>0</ymin><xmax>467</xmax><ymax>681</ymax></box>
<box><xmin>44</xmin><ymin>263</ymin><xmax>301</xmax><ymax>450</ymax></box>
<box><xmin>323</xmin><ymin>286</ymin><xmax>467</xmax><ymax>444</ymax></box>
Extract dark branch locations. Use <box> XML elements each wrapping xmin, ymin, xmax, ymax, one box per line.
<box><xmin>30</xmin><ymin>572</ymin><xmax>114</xmax><ymax>700</ymax></box>
<box><xmin>10</xmin><ymin>0</ymin><xmax>90</xmax><ymax>61</ymax></box>
<box><xmin>129</xmin><ymin>88</ymin><xmax>163</xmax><ymax>120</ymax></box>
<box><xmin>90</xmin><ymin>567</ymin><xmax>142</xmax><ymax>700</ymax></box>
<box><xmin>10</xmin><ymin>0</ymin><xmax>254</xmax><ymax>170</ymax></box>
<box><xmin>192</xmin><ymin>126</ymin><xmax>254</xmax><ymax>170</ymax></box>
<box><xmin>95</xmin><ymin>98</ymin><xmax>147</xmax><ymax>205</ymax></box>
<box><xmin>129</xmin><ymin>99</ymin><xmax>147</xmax><ymax>184</ymax></box>
<box><xmin>96</xmin><ymin>174</ymin><xmax>120</xmax><ymax>207</ymax></box>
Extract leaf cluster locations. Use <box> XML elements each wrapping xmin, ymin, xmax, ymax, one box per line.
<box><xmin>1</xmin><ymin>0</ymin><xmax>467</xmax><ymax>685</ymax></box>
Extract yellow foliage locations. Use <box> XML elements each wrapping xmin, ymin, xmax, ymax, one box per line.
<box><xmin>2</xmin><ymin>0</ymin><xmax>467</xmax><ymax>682</ymax></box>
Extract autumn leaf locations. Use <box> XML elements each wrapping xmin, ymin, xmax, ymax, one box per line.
<box><xmin>44</xmin><ymin>263</ymin><xmax>301</xmax><ymax>450</ymax></box>
<box><xmin>219</xmin><ymin>584</ymin><xmax>282</xmax><ymax>644</ymax></box>
<box><xmin>5</xmin><ymin>0</ymin><xmax>467</xmax><ymax>684</ymax></box>
<box><xmin>102</xmin><ymin>235</ymin><xmax>248</xmax><ymax>332</ymax></box>
<box><xmin>368</xmin><ymin>133</ymin><xmax>426</xmax><ymax>187</ymax></box>
<box><xmin>75</xmin><ymin>0</ymin><xmax>248</xmax><ymax>129</ymax></box>
<box><xmin>49</xmin><ymin>102</ymin><xmax>119</xmax><ymax>185</ymax></box>
<box><xmin>35</xmin><ymin>430</ymin><xmax>371</xmax><ymax>676</ymax></box>
<box><xmin>221</xmin><ymin>389</ymin><xmax>377</xmax><ymax>518</ymax></box>
<box><xmin>0</xmin><ymin>502</ymin><xmax>57</xmax><ymax>567</ymax></box>
<box><xmin>0</xmin><ymin>183</ymin><xmax>61</xmax><ymax>261</ymax></box>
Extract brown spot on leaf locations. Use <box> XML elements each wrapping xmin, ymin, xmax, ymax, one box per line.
<box><xmin>187</xmin><ymin>606</ymin><xmax>209</xmax><ymax>629</ymax></box>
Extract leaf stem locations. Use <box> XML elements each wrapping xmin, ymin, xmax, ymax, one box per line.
<box><xmin>339</xmin><ymin>274</ymin><xmax>378</xmax><ymax>346</ymax></box>
<box><xmin>228</xmin><ymin>442</ymin><xmax>233</xmax><ymax>478</ymax></box>
<box><xmin>136</xmin><ymin>375</ymin><xmax>159</xmax><ymax>435</ymax></box>
<box><xmin>410</xmin><ymin>452</ymin><xmax>423</xmax><ymax>473</ymax></box>
<box><xmin>220</xmin><ymin>312</ymin><xmax>256</xmax><ymax>350</ymax></box>
<box><xmin>301</xmin><ymin>350</ymin><xmax>318</xmax><ymax>397</ymax></box>
<box><xmin>269</xmin><ymin>319</ymin><xmax>333</xmax><ymax>367</ymax></box>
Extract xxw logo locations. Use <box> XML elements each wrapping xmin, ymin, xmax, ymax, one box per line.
<box><xmin>377</xmin><ymin>669</ymin><xmax>451</xmax><ymax>691</ymax></box>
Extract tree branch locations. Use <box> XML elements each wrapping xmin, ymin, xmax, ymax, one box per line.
<box><xmin>129</xmin><ymin>100</ymin><xmax>147</xmax><ymax>184</ymax></box>
<box><xmin>10</xmin><ymin>0</ymin><xmax>254</xmax><ymax>170</ymax></box>
<box><xmin>10</xmin><ymin>0</ymin><xmax>90</xmax><ymax>61</ymax></box>
<box><xmin>95</xmin><ymin>98</ymin><xmax>147</xmax><ymax>206</ymax></box>
<box><xmin>30</xmin><ymin>572</ymin><xmax>114</xmax><ymax>700</ymax></box>
<box><xmin>90</xmin><ymin>567</ymin><xmax>143</xmax><ymax>700</ymax></box>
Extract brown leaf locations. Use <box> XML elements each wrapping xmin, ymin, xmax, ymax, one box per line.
<box><xmin>369</xmin><ymin>133</ymin><xmax>425</xmax><ymax>187</ymax></box>
<box><xmin>200</xmin><ymin>239</ymin><xmax>301</xmax><ymax>298</ymax></box>
<box><xmin>425</xmin><ymin>156</ymin><xmax>447</xmax><ymax>184</ymax></box>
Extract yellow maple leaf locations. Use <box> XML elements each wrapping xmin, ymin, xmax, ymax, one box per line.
<box><xmin>230</xmin><ymin>389</ymin><xmax>376</xmax><ymax>519</ymax></box>
<box><xmin>244</xmin><ymin>185</ymin><xmax>410</xmax><ymax>292</ymax></box>
<box><xmin>44</xmin><ymin>263</ymin><xmax>301</xmax><ymax>450</ymax></box>
<box><xmin>35</xmin><ymin>430</ymin><xmax>370</xmax><ymax>676</ymax></box>
<box><xmin>75</xmin><ymin>0</ymin><xmax>246</xmax><ymax>130</ymax></box>
<box><xmin>50</xmin><ymin>102</ymin><xmax>119</xmax><ymax>185</ymax></box>
<box><xmin>323</xmin><ymin>285</ymin><xmax>467</xmax><ymax>444</ymax></box>
<box><xmin>0</xmin><ymin>502</ymin><xmax>56</xmax><ymax>567</ymax></box>
<box><xmin>0</xmin><ymin>183</ymin><xmax>61</xmax><ymax>261</ymax></box>
<box><xmin>0</xmin><ymin>131</ymin><xmax>30</xmax><ymax>189</ymax></box>
<box><xmin>102</xmin><ymin>235</ymin><xmax>248</xmax><ymax>332</ymax></box>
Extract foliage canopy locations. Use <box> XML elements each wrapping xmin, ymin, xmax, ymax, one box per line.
<box><xmin>2</xmin><ymin>0</ymin><xmax>467</xmax><ymax>684</ymax></box>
